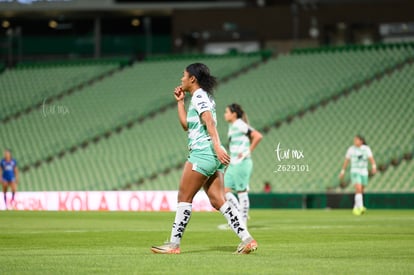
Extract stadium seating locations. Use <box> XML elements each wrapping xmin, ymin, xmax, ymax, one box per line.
<box><xmin>214</xmin><ymin>44</ymin><xmax>414</xmax><ymax>131</ymax></box>
<box><xmin>242</xmin><ymin>62</ymin><xmax>414</xmax><ymax>193</ymax></box>
<box><xmin>0</xmin><ymin>60</ymin><xmax>121</xmax><ymax>120</ymax></box>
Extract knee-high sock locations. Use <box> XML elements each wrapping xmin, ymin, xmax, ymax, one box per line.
<box><xmin>354</xmin><ymin>193</ymin><xmax>363</xmax><ymax>208</ymax></box>
<box><xmin>170</xmin><ymin>202</ymin><xmax>192</xmax><ymax>245</ymax></box>
<box><xmin>225</xmin><ymin>192</ymin><xmax>240</xmax><ymax>211</ymax></box>
<box><xmin>219</xmin><ymin>201</ymin><xmax>251</xmax><ymax>242</ymax></box>
<box><xmin>238</xmin><ymin>192</ymin><xmax>250</xmax><ymax>226</ymax></box>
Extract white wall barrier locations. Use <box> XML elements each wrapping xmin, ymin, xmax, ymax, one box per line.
<box><xmin>2</xmin><ymin>191</ymin><xmax>215</xmax><ymax>211</ymax></box>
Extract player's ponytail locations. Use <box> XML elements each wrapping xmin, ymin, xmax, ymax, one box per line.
<box><xmin>186</xmin><ymin>63</ymin><xmax>217</xmax><ymax>94</ymax></box>
<box><xmin>228</xmin><ymin>103</ymin><xmax>249</xmax><ymax>124</ymax></box>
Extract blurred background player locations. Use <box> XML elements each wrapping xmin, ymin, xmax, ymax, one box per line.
<box><xmin>223</xmin><ymin>103</ymin><xmax>263</xmax><ymax>226</ymax></box>
<box><xmin>339</xmin><ymin>135</ymin><xmax>377</xmax><ymax>216</ymax></box>
<box><xmin>151</xmin><ymin>63</ymin><xmax>257</xmax><ymax>254</ymax></box>
<box><xmin>1</xmin><ymin>149</ymin><xmax>19</xmax><ymax>210</ymax></box>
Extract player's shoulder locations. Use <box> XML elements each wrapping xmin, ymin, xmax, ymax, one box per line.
<box><xmin>191</xmin><ymin>88</ymin><xmax>213</xmax><ymax>109</ymax></box>
<box><xmin>346</xmin><ymin>145</ymin><xmax>355</xmax><ymax>153</ymax></box>
<box><xmin>192</xmin><ymin>88</ymin><xmax>208</xmax><ymax>100</ymax></box>
<box><xmin>361</xmin><ymin>145</ymin><xmax>372</xmax><ymax>151</ymax></box>
<box><xmin>234</xmin><ymin>118</ymin><xmax>247</xmax><ymax>128</ymax></box>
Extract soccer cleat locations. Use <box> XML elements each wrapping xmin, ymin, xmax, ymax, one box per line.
<box><xmin>151</xmin><ymin>242</ymin><xmax>180</xmax><ymax>254</ymax></box>
<box><xmin>235</xmin><ymin>237</ymin><xmax>258</xmax><ymax>254</ymax></box>
<box><xmin>360</xmin><ymin>207</ymin><xmax>367</xmax><ymax>215</ymax></box>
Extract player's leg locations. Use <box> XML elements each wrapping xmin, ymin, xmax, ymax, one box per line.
<box><xmin>237</xmin><ymin>191</ymin><xmax>250</xmax><ymax>226</ymax></box>
<box><xmin>2</xmin><ymin>181</ymin><xmax>8</xmax><ymax>209</ymax></box>
<box><xmin>224</xmin><ymin>166</ymin><xmax>240</xmax><ymax>211</ymax></box>
<box><xmin>359</xmin><ymin>177</ymin><xmax>368</xmax><ymax>214</ymax></box>
<box><xmin>204</xmin><ymin>171</ymin><xmax>257</xmax><ymax>254</ymax></box>
<box><xmin>221</xmin><ymin>170</ymin><xmax>239</xmax><ymax>230</ymax></box>
<box><xmin>10</xmin><ymin>181</ymin><xmax>17</xmax><ymax>209</ymax></box>
<box><xmin>354</xmin><ymin>183</ymin><xmax>363</xmax><ymax>206</ymax></box>
<box><xmin>350</xmin><ymin>173</ymin><xmax>361</xmax><ymax>215</ymax></box>
<box><xmin>236</xmin><ymin>159</ymin><xmax>252</xmax><ymax>226</ymax></box>
<box><xmin>151</xmin><ymin>161</ymin><xmax>206</xmax><ymax>254</ymax></box>
<box><xmin>225</xmin><ymin>188</ymin><xmax>240</xmax><ymax>210</ymax></box>
<box><xmin>172</xmin><ymin>161</ymin><xmax>207</xmax><ymax>242</ymax></box>
<box><xmin>203</xmin><ymin>171</ymin><xmax>226</xmax><ymax>209</ymax></box>
<box><xmin>353</xmin><ymin>181</ymin><xmax>364</xmax><ymax>216</ymax></box>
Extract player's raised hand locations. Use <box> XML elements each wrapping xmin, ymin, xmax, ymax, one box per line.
<box><xmin>174</xmin><ymin>86</ymin><xmax>185</xmax><ymax>101</ymax></box>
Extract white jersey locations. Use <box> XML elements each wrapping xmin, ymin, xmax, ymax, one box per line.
<box><xmin>228</xmin><ymin>118</ymin><xmax>254</xmax><ymax>164</ymax></box>
<box><xmin>186</xmin><ymin>88</ymin><xmax>216</xmax><ymax>151</ymax></box>
<box><xmin>345</xmin><ymin>145</ymin><xmax>373</xmax><ymax>175</ymax></box>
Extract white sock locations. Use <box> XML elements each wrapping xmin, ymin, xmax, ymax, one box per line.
<box><xmin>354</xmin><ymin>194</ymin><xmax>363</xmax><ymax>208</ymax></box>
<box><xmin>219</xmin><ymin>201</ymin><xmax>251</xmax><ymax>242</ymax></box>
<box><xmin>170</xmin><ymin>202</ymin><xmax>192</xmax><ymax>245</ymax></box>
<box><xmin>225</xmin><ymin>192</ymin><xmax>240</xmax><ymax>211</ymax></box>
<box><xmin>238</xmin><ymin>192</ymin><xmax>250</xmax><ymax>226</ymax></box>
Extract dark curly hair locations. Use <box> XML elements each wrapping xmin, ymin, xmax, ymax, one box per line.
<box><xmin>186</xmin><ymin>63</ymin><xmax>217</xmax><ymax>93</ymax></box>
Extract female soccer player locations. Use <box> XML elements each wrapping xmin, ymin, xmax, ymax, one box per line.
<box><xmin>223</xmin><ymin>103</ymin><xmax>262</xmax><ymax>226</ymax></box>
<box><xmin>1</xmin><ymin>149</ymin><xmax>19</xmax><ymax>210</ymax></box>
<box><xmin>339</xmin><ymin>135</ymin><xmax>376</xmax><ymax>216</ymax></box>
<box><xmin>151</xmin><ymin>63</ymin><xmax>257</xmax><ymax>254</ymax></box>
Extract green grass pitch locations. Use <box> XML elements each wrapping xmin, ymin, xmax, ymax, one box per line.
<box><xmin>1</xmin><ymin>209</ymin><xmax>413</xmax><ymax>274</ymax></box>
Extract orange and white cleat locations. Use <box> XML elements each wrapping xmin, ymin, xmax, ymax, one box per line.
<box><xmin>151</xmin><ymin>242</ymin><xmax>181</xmax><ymax>254</ymax></box>
<box><xmin>235</xmin><ymin>237</ymin><xmax>258</xmax><ymax>254</ymax></box>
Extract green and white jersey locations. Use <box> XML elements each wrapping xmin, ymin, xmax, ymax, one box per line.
<box><xmin>187</xmin><ymin>88</ymin><xmax>216</xmax><ymax>151</ymax></box>
<box><xmin>345</xmin><ymin>145</ymin><xmax>373</xmax><ymax>175</ymax></box>
<box><xmin>228</xmin><ymin>118</ymin><xmax>254</xmax><ymax>164</ymax></box>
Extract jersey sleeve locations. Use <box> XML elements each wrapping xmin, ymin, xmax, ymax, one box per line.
<box><xmin>192</xmin><ymin>91</ymin><xmax>211</xmax><ymax>115</ymax></box>
<box><xmin>236</xmin><ymin>119</ymin><xmax>255</xmax><ymax>135</ymax></box>
<box><xmin>365</xmin><ymin>146</ymin><xmax>373</xmax><ymax>157</ymax></box>
<box><xmin>345</xmin><ymin>147</ymin><xmax>353</xmax><ymax>159</ymax></box>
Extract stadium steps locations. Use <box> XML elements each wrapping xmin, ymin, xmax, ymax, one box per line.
<box><xmin>126</xmin><ymin>46</ymin><xmax>414</xmax><ymax>191</ymax></box>
<box><xmin>0</xmin><ymin>59</ymin><xmax>127</xmax><ymax>124</ymax></box>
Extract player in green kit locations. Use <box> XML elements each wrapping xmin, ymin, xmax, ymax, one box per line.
<box><xmin>151</xmin><ymin>63</ymin><xmax>257</xmax><ymax>254</ymax></box>
<box><xmin>223</xmin><ymin>103</ymin><xmax>262</xmax><ymax>226</ymax></box>
<box><xmin>339</xmin><ymin>135</ymin><xmax>377</xmax><ymax>216</ymax></box>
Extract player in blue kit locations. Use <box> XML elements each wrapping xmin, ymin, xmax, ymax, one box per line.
<box><xmin>1</xmin><ymin>149</ymin><xmax>19</xmax><ymax>210</ymax></box>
